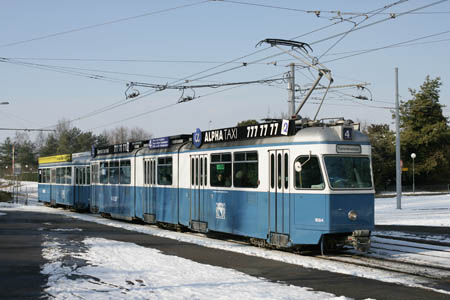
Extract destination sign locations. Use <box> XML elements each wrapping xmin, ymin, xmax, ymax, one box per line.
<box><xmin>93</xmin><ymin>140</ymin><xmax>147</xmax><ymax>157</ymax></box>
<box><xmin>193</xmin><ymin>119</ymin><xmax>294</xmax><ymax>148</ymax></box>
<box><xmin>149</xmin><ymin>137</ymin><xmax>170</xmax><ymax>149</ymax></box>
<box><xmin>336</xmin><ymin>144</ymin><xmax>361</xmax><ymax>154</ymax></box>
<box><xmin>38</xmin><ymin>154</ymin><xmax>72</xmax><ymax>164</ymax></box>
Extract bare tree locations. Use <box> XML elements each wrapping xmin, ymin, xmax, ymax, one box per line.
<box><xmin>104</xmin><ymin>126</ymin><xmax>152</xmax><ymax>144</ymax></box>
<box><xmin>130</xmin><ymin>126</ymin><xmax>152</xmax><ymax>141</ymax></box>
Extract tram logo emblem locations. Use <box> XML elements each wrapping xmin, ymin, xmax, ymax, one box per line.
<box><xmin>216</xmin><ymin>202</ymin><xmax>226</xmax><ymax>219</ymax></box>
<box><xmin>193</xmin><ymin>128</ymin><xmax>203</xmax><ymax>148</ymax></box>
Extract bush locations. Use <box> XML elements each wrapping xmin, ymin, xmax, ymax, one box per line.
<box><xmin>0</xmin><ymin>191</ymin><xmax>11</xmax><ymax>202</ymax></box>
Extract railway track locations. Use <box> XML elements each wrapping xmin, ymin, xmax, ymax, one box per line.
<box><xmin>187</xmin><ymin>227</ymin><xmax>450</xmax><ymax>291</ymax></box>
<box><xmin>317</xmin><ymin>231</ymin><xmax>450</xmax><ymax>292</ymax></box>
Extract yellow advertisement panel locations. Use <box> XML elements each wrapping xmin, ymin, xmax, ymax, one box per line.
<box><xmin>38</xmin><ymin>154</ymin><xmax>72</xmax><ymax>164</ymax></box>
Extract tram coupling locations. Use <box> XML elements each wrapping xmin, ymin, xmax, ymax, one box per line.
<box><xmin>346</xmin><ymin>230</ymin><xmax>371</xmax><ymax>252</ymax></box>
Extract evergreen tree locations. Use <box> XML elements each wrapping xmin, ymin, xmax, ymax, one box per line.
<box><xmin>399</xmin><ymin>76</ymin><xmax>450</xmax><ymax>184</ymax></box>
<box><xmin>237</xmin><ymin>120</ymin><xmax>259</xmax><ymax>127</ymax></box>
<box><xmin>364</xmin><ymin>124</ymin><xmax>396</xmax><ymax>191</ymax></box>
<box><xmin>0</xmin><ymin>138</ymin><xmax>13</xmax><ymax>176</ymax></box>
<box><xmin>95</xmin><ymin>133</ymin><xmax>110</xmax><ymax>148</ymax></box>
<box><xmin>39</xmin><ymin>134</ymin><xmax>59</xmax><ymax>157</ymax></box>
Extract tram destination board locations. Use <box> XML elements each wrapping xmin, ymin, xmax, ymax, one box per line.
<box><xmin>92</xmin><ymin>140</ymin><xmax>147</xmax><ymax>157</ymax></box>
<box><xmin>193</xmin><ymin>119</ymin><xmax>295</xmax><ymax>148</ymax></box>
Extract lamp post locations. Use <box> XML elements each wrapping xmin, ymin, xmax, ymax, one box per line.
<box><xmin>411</xmin><ymin>153</ymin><xmax>416</xmax><ymax>193</ymax></box>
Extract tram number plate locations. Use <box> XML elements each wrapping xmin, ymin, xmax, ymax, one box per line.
<box><xmin>246</xmin><ymin>123</ymin><xmax>279</xmax><ymax>138</ymax></box>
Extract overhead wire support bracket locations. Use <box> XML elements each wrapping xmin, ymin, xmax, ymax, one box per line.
<box><xmin>124</xmin><ymin>82</ymin><xmax>140</xmax><ymax>99</ymax></box>
<box><xmin>258</xmin><ymin>38</ymin><xmax>334</xmax><ymax>118</ymax></box>
<box><xmin>0</xmin><ymin>128</ymin><xmax>56</xmax><ymax>132</ymax></box>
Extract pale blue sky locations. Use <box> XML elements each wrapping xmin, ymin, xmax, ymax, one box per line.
<box><xmin>0</xmin><ymin>0</ymin><xmax>449</xmax><ymax>143</ymax></box>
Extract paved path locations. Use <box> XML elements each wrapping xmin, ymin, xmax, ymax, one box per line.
<box><xmin>1</xmin><ymin>210</ymin><xmax>449</xmax><ymax>300</ymax></box>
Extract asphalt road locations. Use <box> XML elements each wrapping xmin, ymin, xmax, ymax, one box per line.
<box><xmin>0</xmin><ymin>210</ymin><xmax>449</xmax><ymax>300</ymax></box>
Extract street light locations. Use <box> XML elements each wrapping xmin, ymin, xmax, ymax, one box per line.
<box><xmin>411</xmin><ymin>153</ymin><xmax>416</xmax><ymax>193</ymax></box>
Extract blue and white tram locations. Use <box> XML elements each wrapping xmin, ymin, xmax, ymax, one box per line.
<box><xmin>90</xmin><ymin>137</ymin><xmax>191</xmax><ymax>221</ymax></box>
<box><xmin>90</xmin><ymin>118</ymin><xmax>374</xmax><ymax>251</ymax></box>
<box><xmin>176</xmin><ymin>119</ymin><xmax>374</xmax><ymax>251</ymax></box>
<box><xmin>90</xmin><ymin>142</ymin><xmax>139</xmax><ymax>218</ymax></box>
<box><xmin>38</xmin><ymin>152</ymin><xmax>91</xmax><ymax>210</ymax></box>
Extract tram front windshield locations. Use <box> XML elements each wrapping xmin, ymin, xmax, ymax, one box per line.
<box><xmin>324</xmin><ymin>156</ymin><xmax>372</xmax><ymax>189</ymax></box>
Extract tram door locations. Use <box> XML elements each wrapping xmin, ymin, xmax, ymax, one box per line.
<box><xmin>50</xmin><ymin>168</ymin><xmax>56</xmax><ymax>206</ymax></box>
<box><xmin>190</xmin><ymin>155</ymin><xmax>208</xmax><ymax>231</ymax></box>
<box><xmin>143</xmin><ymin>158</ymin><xmax>157</xmax><ymax>223</ymax></box>
<box><xmin>268</xmin><ymin>150</ymin><xmax>290</xmax><ymax>245</ymax></box>
<box><xmin>74</xmin><ymin>167</ymin><xmax>82</xmax><ymax>208</ymax></box>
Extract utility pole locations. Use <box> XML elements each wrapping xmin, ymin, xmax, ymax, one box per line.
<box><xmin>395</xmin><ymin>67</ymin><xmax>402</xmax><ymax>209</ymax></box>
<box><xmin>288</xmin><ymin>63</ymin><xmax>295</xmax><ymax>118</ymax></box>
<box><xmin>11</xmin><ymin>143</ymin><xmax>15</xmax><ymax>188</ymax></box>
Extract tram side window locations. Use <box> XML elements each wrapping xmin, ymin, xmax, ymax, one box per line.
<box><xmin>151</xmin><ymin>160</ymin><xmax>156</xmax><ymax>184</ymax></box>
<box><xmin>294</xmin><ymin>156</ymin><xmax>324</xmax><ymax>189</ymax></box>
<box><xmin>75</xmin><ymin>168</ymin><xmax>79</xmax><ymax>185</ymax></box>
<box><xmin>144</xmin><ymin>160</ymin><xmax>148</xmax><ymax>184</ymax></box>
<box><xmin>109</xmin><ymin>161</ymin><xmax>119</xmax><ymax>184</ymax></box>
<box><xmin>100</xmin><ymin>162</ymin><xmax>108</xmax><ymax>184</ymax></box>
<box><xmin>66</xmin><ymin>167</ymin><xmax>72</xmax><ymax>185</ymax></box>
<box><xmin>39</xmin><ymin>169</ymin><xmax>50</xmax><ymax>183</ymax></box>
<box><xmin>51</xmin><ymin>168</ymin><xmax>56</xmax><ymax>183</ymax></box>
<box><xmin>91</xmin><ymin>164</ymin><xmax>99</xmax><ymax>184</ymax></box>
<box><xmin>120</xmin><ymin>160</ymin><xmax>131</xmax><ymax>184</ymax></box>
<box><xmin>78</xmin><ymin>168</ymin><xmax>83</xmax><ymax>185</ymax></box>
<box><xmin>210</xmin><ymin>153</ymin><xmax>232</xmax><ymax>187</ymax></box>
<box><xmin>45</xmin><ymin>169</ymin><xmax>51</xmax><ymax>183</ymax></box>
<box><xmin>55</xmin><ymin>168</ymin><xmax>62</xmax><ymax>184</ymax></box>
<box><xmin>157</xmin><ymin>157</ymin><xmax>172</xmax><ymax>185</ymax></box>
<box><xmin>234</xmin><ymin>151</ymin><xmax>258</xmax><ymax>188</ymax></box>
<box><xmin>81</xmin><ymin>167</ymin><xmax>85</xmax><ymax>185</ymax></box>
<box><xmin>86</xmin><ymin>167</ymin><xmax>91</xmax><ymax>185</ymax></box>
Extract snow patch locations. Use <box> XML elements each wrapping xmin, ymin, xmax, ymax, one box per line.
<box><xmin>375</xmin><ymin>194</ymin><xmax>450</xmax><ymax>226</ymax></box>
<box><xmin>41</xmin><ymin>237</ymin><xmax>348</xmax><ymax>300</ymax></box>
<box><xmin>50</xmin><ymin>228</ymin><xmax>83</xmax><ymax>232</ymax></box>
<box><xmin>3</xmin><ymin>190</ymin><xmax>450</xmax><ymax>295</ymax></box>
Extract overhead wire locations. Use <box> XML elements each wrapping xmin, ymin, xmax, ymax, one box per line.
<box><xmin>322</xmin><ymin>29</ymin><xmax>450</xmax><ymax>64</ymax></box>
<box><xmin>45</xmin><ymin>0</ymin><xmax>448</xmax><ymax>129</ymax></box>
<box><xmin>2</xmin><ymin>57</ymin><xmax>270</xmax><ymax>65</ymax></box>
<box><xmin>0</xmin><ymin>58</ymin><xmax>128</xmax><ymax>84</ymax></box>
<box><xmin>0</xmin><ymin>1</ymin><xmax>210</xmax><ymax>48</ymax></box>
<box><xmin>16</xmin><ymin>2</ymin><xmax>392</xmax><ymax>129</ymax></box>
<box><xmin>0</xmin><ymin>109</ymin><xmax>46</xmax><ymax>128</ymax></box>
<box><xmin>86</xmin><ymin>72</ymin><xmax>287</xmax><ymax>131</ymax></box>
<box><xmin>220</xmin><ymin>0</ymin><xmax>450</xmax><ymax>16</ymax></box>
<box><xmin>309</xmin><ymin>0</ymin><xmax>447</xmax><ymax>47</ymax></box>
<box><xmin>317</xmin><ymin>0</ymin><xmax>404</xmax><ymax>60</ymax></box>
<box><xmin>176</xmin><ymin>0</ymin><xmax>419</xmax><ymax>85</ymax></box>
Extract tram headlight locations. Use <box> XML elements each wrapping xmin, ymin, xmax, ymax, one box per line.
<box><xmin>348</xmin><ymin>210</ymin><xmax>358</xmax><ymax>221</ymax></box>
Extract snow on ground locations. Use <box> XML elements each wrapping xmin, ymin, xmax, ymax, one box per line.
<box><xmin>41</xmin><ymin>236</ymin><xmax>347</xmax><ymax>300</ymax></box>
<box><xmin>375</xmin><ymin>194</ymin><xmax>450</xmax><ymax>226</ymax></box>
<box><xmin>1</xmin><ymin>182</ymin><xmax>450</xmax><ymax>298</ymax></box>
<box><xmin>1</xmin><ymin>201</ymin><xmax>449</xmax><ymax>296</ymax></box>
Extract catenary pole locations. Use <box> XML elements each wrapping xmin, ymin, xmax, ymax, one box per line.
<box><xmin>395</xmin><ymin>67</ymin><xmax>402</xmax><ymax>209</ymax></box>
<box><xmin>288</xmin><ymin>63</ymin><xmax>295</xmax><ymax>118</ymax></box>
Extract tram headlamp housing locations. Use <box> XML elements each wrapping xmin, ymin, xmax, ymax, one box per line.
<box><xmin>348</xmin><ymin>210</ymin><xmax>358</xmax><ymax>221</ymax></box>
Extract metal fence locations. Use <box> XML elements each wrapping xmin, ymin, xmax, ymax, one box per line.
<box><xmin>376</xmin><ymin>184</ymin><xmax>450</xmax><ymax>195</ymax></box>
<box><xmin>0</xmin><ymin>181</ymin><xmax>38</xmax><ymax>205</ymax></box>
